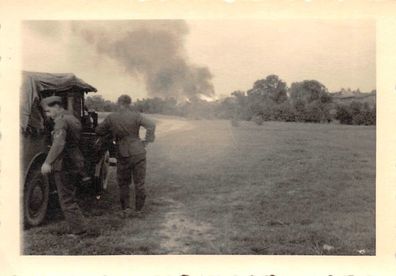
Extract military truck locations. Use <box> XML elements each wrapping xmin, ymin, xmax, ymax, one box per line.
<box><xmin>21</xmin><ymin>71</ymin><xmax>111</xmax><ymax>227</ymax></box>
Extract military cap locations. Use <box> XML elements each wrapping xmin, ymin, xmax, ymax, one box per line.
<box><xmin>41</xmin><ymin>96</ymin><xmax>62</xmax><ymax>106</ymax></box>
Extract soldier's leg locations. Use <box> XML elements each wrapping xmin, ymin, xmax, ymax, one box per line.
<box><xmin>116</xmin><ymin>157</ymin><xmax>132</xmax><ymax>210</ymax></box>
<box><xmin>53</xmin><ymin>171</ymin><xmax>86</xmax><ymax>234</ymax></box>
<box><xmin>132</xmin><ymin>154</ymin><xmax>147</xmax><ymax>211</ymax></box>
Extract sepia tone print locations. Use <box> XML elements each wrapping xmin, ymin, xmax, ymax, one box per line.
<box><xmin>21</xmin><ymin>20</ymin><xmax>375</xmax><ymax>255</ymax></box>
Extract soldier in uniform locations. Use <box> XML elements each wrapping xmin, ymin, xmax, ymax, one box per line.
<box><xmin>95</xmin><ymin>95</ymin><xmax>156</xmax><ymax>218</ymax></box>
<box><xmin>40</xmin><ymin>96</ymin><xmax>87</xmax><ymax>236</ymax></box>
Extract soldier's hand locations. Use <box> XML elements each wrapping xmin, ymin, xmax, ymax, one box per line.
<box><xmin>41</xmin><ymin>162</ymin><xmax>52</xmax><ymax>174</ymax></box>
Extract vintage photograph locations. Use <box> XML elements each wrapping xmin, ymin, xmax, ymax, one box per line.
<box><xmin>20</xmin><ymin>20</ymin><xmax>376</xmax><ymax>255</ymax></box>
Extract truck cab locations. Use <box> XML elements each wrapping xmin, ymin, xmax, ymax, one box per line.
<box><xmin>21</xmin><ymin>71</ymin><xmax>110</xmax><ymax>227</ymax></box>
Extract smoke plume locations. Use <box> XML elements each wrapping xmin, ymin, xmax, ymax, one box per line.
<box><xmin>71</xmin><ymin>21</ymin><xmax>214</xmax><ymax>100</ymax></box>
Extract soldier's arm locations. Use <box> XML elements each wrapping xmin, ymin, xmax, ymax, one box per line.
<box><xmin>140</xmin><ymin>115</ymin><xmax>156</xmax><ymax>143</ymax></box>
<box><xmin>95</xmin><ymin>115</ymin><xmax>111</xmax><ymax>136</ymax></box>
<box><xmin>44</xmin><ymin>120</ymin><xmax>66</xmax><ymax>165</ymax></box>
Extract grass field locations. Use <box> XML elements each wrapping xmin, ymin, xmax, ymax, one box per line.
<box><xmin>23</xmin><ymin>115</ymin><xmax>375</xmax><ymax>255</ymax></box>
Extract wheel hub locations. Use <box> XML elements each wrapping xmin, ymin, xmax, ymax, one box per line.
<box><xmin>29</xmin><ymin>183</ymin><xmax>44</xmax><ymax>212</ymax></box>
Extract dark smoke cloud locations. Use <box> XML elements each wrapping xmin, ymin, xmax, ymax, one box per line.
<box><xmin>71</xmin><ymin>20</ymin><xmax>214</xmax><ymax>100</ymax></box>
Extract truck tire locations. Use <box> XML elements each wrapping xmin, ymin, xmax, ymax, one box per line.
<box><xmin>24</xmin><ymin>165</ymin><xmax>49</xmax><ymax>227</ymax></box>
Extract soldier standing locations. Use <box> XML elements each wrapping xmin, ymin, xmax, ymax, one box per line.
<box><xmin>95</xmin><ymin>95</ymin><xmax>156</xmax><ymax>218</ymax></box>
<box><xmin>41</xmin><ymin>96</ymin><xmax>87</xmax><ymax>237</ymax></box>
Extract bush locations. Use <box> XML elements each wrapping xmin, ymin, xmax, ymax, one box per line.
<box><xmin>335</xmin><ymin>101</ymin><xmax>375</xmax><ymax>125</ymax></box>
<box><xmin>272</xmin><ymin>102</ymin><xmax>296</xmax><ymax>122</ymax></box>
<box><xmin>352</xmin><ymin>109</ymin><xmax>376</xmax><ymax>125</ymax></box>
<box><xmin>291</xmin><ymin>100</ymin><xmax>331</xmax><ymax>123</ymax></box>
<box><xmin>366</xmin><ymin>106</ymin><xmax>376</xmax><ymax>125</ymax></box>
<box><xmin>252</xmin><ymin>114</ymin><xmax>264</xmax><ymax>125</ymax></box>
<box><xmin>335</xmin><ymin>105</ymin><xmax>353</xmax><ymax>124</ymax></box>
<box><xmin>306</xmin><ymin>101</ymin><xmax>331</xmax><ymax>123</ymax></box>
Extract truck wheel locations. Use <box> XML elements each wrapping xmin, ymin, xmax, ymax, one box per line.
<box><xmin>100</xmin><ymin>151</ymin><xmax>110</xmax><ymax>191</ymax></box>
<box><xmin>24</xmin><ymin>166</ymin><xmax>49</xmax><ymax>227</ymax></box>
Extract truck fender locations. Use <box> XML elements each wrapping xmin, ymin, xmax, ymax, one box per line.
<box><xmin>24</xmin><ymin>152</ymin><xmax>47</xmax><ymax>185</ymax></box>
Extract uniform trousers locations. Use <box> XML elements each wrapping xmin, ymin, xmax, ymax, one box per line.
<box><xmin>53</xmin><ymin>170</ymin><xmax>86</xmax><ymax>234</ymax></box>
<box><xmin>116</xmin><ymin>153</ymin><xmax>147</xmax><ymax>210</ymax></box>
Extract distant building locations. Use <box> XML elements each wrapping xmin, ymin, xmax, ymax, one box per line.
<box><xmin>331</xmin><ymin>90</ymin><xmax>376</xmax><ymax>107</ymax></box>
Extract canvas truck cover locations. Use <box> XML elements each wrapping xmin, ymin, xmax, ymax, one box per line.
<box><xmin>21</xmin><ymin>71</ymin><xmax>97</xmax><ymax>131</ymax></box>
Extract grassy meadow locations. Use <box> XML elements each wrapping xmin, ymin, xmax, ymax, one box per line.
<box><xmin>23</xmin><ymin>115</ymin><xmax>375</xmax><ymax>255</ymax></box>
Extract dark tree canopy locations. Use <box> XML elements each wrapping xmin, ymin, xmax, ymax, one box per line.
<box><xmin>247</xmin><ymin>75</ymin><xmax>288</xmax><ymax>104</ymax></box>
<box><xmin>85</xmin><ymin>74</ymin><xmax>374</xmax><ymax>126</ymax></box>
<box><xmin>290</xmin><ymin>80</ymin><xmax>331</xmax><ymax>104</ymax></box>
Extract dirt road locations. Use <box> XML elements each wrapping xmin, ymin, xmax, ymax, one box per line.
<box><xmin>124</xmin><ymin>115</ymin><xmax>218</xmax><ymax>254</ymax></box>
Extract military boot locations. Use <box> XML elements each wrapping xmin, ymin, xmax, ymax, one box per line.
<box><xmin>119</xmin><ymin>208</ymin><xmax>133</xmax><ymax>219</ymax></box>
<box><xmin>135</xmin><ymin>195</ymin><xmax>146</xmax><ymax>212</ymax></box>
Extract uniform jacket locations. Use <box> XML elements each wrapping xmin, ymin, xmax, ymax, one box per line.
<box><xmin>44</xmin><ymin>111</ymin><xmax>85</xmax><ymax>172</ymax></box>
<box><xmin>95</xmin><ymin>108</ymin><xmax>156</xmax><ymax>158</ymax></box>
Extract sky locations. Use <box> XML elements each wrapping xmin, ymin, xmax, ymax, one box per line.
<box><xmin>22</xmin><ymin>20</ymin><xmax>375</xmax><ymax>101</ymax></box>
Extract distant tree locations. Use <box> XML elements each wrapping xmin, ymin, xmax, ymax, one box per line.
<box><xmin>216</xmin><ymin>96</ymin><xmax>238</xmax><ymax>119</ymax></box>
<box><xmin>335</xmin><ymin>104</ymin><xmax>353</xmax><ymax>124</ymax></box>
<box><xmin>162</xmin><ymin>97</ymin><xmax>178</xmax><ymax>115</ymax></box>
<box><xmin>352</xmin><ymin>102</ymin><xmax>376</xmax><ymax>125</ymax></box>
<box><xmin>290</xmin><ymin>80</ymin><xmax>330</xmax><ymax>103</ymax></box>
<box><xmin>102</xmin><ymin>100</ymin><xmax>115</xmax><ymax>112</ymax></box>
<box><xmin>335</xmin><ymin>101</ymin><xmax>376</xmax><ymax>125</ymax></box>
<box><xmin>134</xmin><ymin>97</ymin><xmax>175</xmax><ymax>114</ymax></box>
<box><xmin>289</xmin><ymin>80</ymin><xmax>332</xmax><ymax>123</ymax></box>
<box><xmin>231</xmin><ymin>90</ymin><xmax>246</xmax><ymax>102</ymax></box>
<box><xmin>349</xmin><ymin>101</ymin><xmax>363</xmax><ymax>117</ymax></box>
<box><xmin>369</xmin><ymin>105</ymin><xmax>376</xmax><ymax>125</ymax></box>
<box><xmin>304</xmin><ymin>101</ymin><xmax>330</xmax><ymax>123</ymax></box>
<box><xmin>272</xmin><ymin>102</ymin><xmax>296</xmax><ymax>122</ymax></box>
<box><xmin>260</xmin><ymin>101</ymin><xmax>276</xmax><ymax>121</ymax></box>
<box><xmin>230</xmin><ymin>90</ymin><xmax>251</xmax><ymax>120</ymax></box>
<box><xmin>247</xmin><ymin>75</ymin><xmax>288</xmax><ymax>104</ymax></box>
<box><xmin>293</xmin><ymin>99</ymin><xmax>306</xmax><ymax>122</ymax></box>
<box><xmin>85</xmin><ymin>95</ymin><xmax>104</xmax><ymax>111</ymax></box>
<box><xmin>242</xmin><ymin>75</ymin><xmax>289</xmax><ymax>123</ymax></box>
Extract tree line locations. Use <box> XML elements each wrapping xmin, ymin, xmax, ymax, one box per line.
<box><xmin>85</xmin><ymin>74</ymin><xmax>376</xmax><ymax>126</ymax></box>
